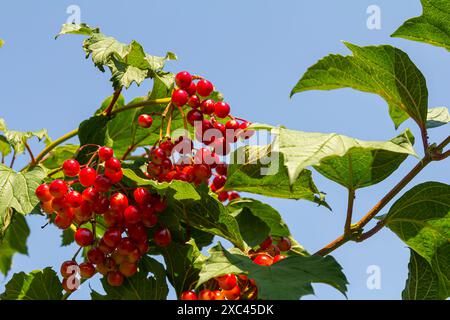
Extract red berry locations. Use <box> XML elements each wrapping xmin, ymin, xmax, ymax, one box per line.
<box><xmin>200</xmin><ymin>99</ymin><xmax>215</xmax><ymax>115</ymax></box>
<box><xmin>62</xmin><ymin>159</ymin><xmax>80</xmax><ymax>177</ymax></box>
<box><xmin>277</xmin><ymin>237</ymin><xmax>292</xmax><ymax>252</ymax></box>
<box><xmin>147</xmin><ymin>162</ymin><xmax>161</xmax><ymax>177</ymax></box>
<box><xmin>60</xmin><ymin>260</ymin><xmax>78</xmax><ymax>278</ymax></box>
<box><xmin>105</xmin><ymin>169</ymin><xmax>123</xmax><ymax>183</ymax></box>
<box><xmin>138</xmin><ymin>114</ymin><xmax>153</xmax><ymax>128</ymax></box>
<box><xmin>273</xmin><ymin>255</ymin><xmax>286</xmax><ymax>264</ymax></box>
<box><xmin>216</xmin><ymin>274</ymin><xmax>237</xmax><ymax>290</ymax></box>
<box><xmin>133</xmin><ymin>187</ymin><xmax>151</xmax><ymax>205</ymax></box>
<box><xmin>110</xmin><ymin>193</ymin><xmax>129</xmax><ymax>212</ymax></box>
<box><xmin>181</xmin><ymin>291</ymin><xmax>198</xmax><ymax>300</ymax></box>
<box><xmin>117</xmin><ymin>237</ymin><xmax>137</xmax><ymax>256</ymax></box>
<box><xmin>239</xmin><ymin>121</ymin><xmax>255</xmax><ymax>139</ymax></box>
<box><xmin>153</xmin><ymin>228</ymin><xmax>172</xmax><ymax>247</ymax></box>
<box><xmin>35</xmin><ymin>184</ymin><xmax>53</xmax><ymax>202</ymax></box>
<box><xmin>49</xmin><ymin>179</ymin><xmax>68</xmax><ymax>198</ymax></box>
<box><xmin>228</xmin><ymin>191</ymin><xmax>240</xmax><ymax>201</ymax></box>
<box><xmin>93</xmin><ymin>174</ymin><xmax>112</xmax><ymax>192</ymax></box>
<box><xmin>171</xmin><ymin>89</ymin><xmax>189</xmax><ymax>107</ymax></box>
<box><xmin>103</xmin><ymin>228</ymin><xmax>122</xmax><ymax>248</ymax></box>
<box><xmin>187</xmin><ymin>95</ymin><xmax>200</xmax><ymax>108</ymax></box>
<box><xmin>82</xmin><ymin>186</ymin><xmax>99</xmax><ymax>203</ymax></box>
<box><xmin>198</xmin><ymin>289</ymin><xmax>214</xmax><ymax>300</ymax></box>
<box><xmin>107</xmin><ymin>271</ymin><xmax>124</xmax><ymax>287</ymax></box>
<box><xmin>214</xmin><ymin>101</ymin><xmax>230</xmax><ymax>118</ymax></box>
<box><xmin>75</xmin><ymin>228</ymin><xmax>94</xmax><ymax>247</ymax></box>
<box><xmin>218</xmin><ymin>191</ymin><xmax>229</xmax><ymax>202</ymax></box>
<box><xmin>225</xmin><ymin>119</ymin><xmax>239</xmax><ymax>130</ymax></box>
<box><xmin>87</xmin><ymin>247</ymin><xmax>106</xmax><ymax>265</ymax></box>
<box><xmin>253</xmin><ymin>253</ymin><xmax>274</xmax><ymax>266</ymax></box>
<box><xmin>187</xmin><ymin>109</ymin><xmax>203</xmax><ymax>126</ymax></box>
<box><xmin>119</xmin><ymin>261</ymin><xmax>138</xmax><ymax>277</ymax></box>
<box><xmin>98</xmin><ymin>146</ymin><xmax>114</xmax><ymax>161</ymax></box>
<box><xmin>127</xmin><ymin>223</ymin><xmax>147</xmax><ymax>243</ymax></box>
<box><xmin>186</xmin><ymin>82</ymin><xmax>197</xmax><ymax>95</ymax></box>
<box><xmin>79</xmin><ymin>262</ymin><xmax>96</xmax><ymax>279</ymax></box>
<box><xmin>212</xmin><ymin>290</ymin><xmax>225</xmax><ymax>300</ymax></box>
<box><xmin>67</xmin><ymin>190</ymin><xmax>83</xmax><ymax>208</ymax></box>
<box><xmin>222</xmin><ymin>285</ymin><xmax>241</xmax><ymax>300</ymax></box>
<box><xmin>259</xmin><ymin>236</ymin><xmax>273</xmax><ymax>250</ymax></box>
<box><xmin>54</xmin><ymin>214</ymin><xmax>73</xmax><ymax>229</ymax></box>
<box><xmin>141</xmin><ymin>210</ymin><xmax>158</xmax><ymax>228</ymax></box>
<box><xmin>153</xmin><ymin>198</ymin><xmax>167</xmax><ymax>213</ymax></box>
<box><xmin>105</xmin><ymin>157</ymin><xmax>121</xmax><ymax>173</ymax></box>
<box><xmin>93</xmin><ymin>196</ymin><xmax>110</xmax><ymax>214</ymax></box>
<box><xmin>215</xmin><ymin>164</ymin><xmax>228</xmax><ymax>176</ymax></box>
<box><xmin>124</xmin><ymin>205</ymin><xmax>141</xmax><ymax>225</ymax></box>
<box><xmin>193</xmin><ymin>164</ymin><xmax>212</xmax><ymax>182</ymax></box>
<box><xmin>175</xmin><ymin>71</ymin><xmax>192</xmax><ymax>89</ymax></box>
<box><xmin>196</xmin><ymin>79</ymin><xmax>214</xmax><ymax>97</ymax></box>
<box><xmin>41</xmin><ymin>201</ymin><xmax>54</xmax><ymax>214</ymax></box>
<box><xmin>150</xmin><ymin>147</ymin><xmax>166</xmax><ymax>165</ymax></box>
<box><xmin>79</xmin><ymin>167</ymin><xmax>97</xmax><ymax>187</ymax></box>
<box><xmin>159</xmin><ymin>140</ymin><xmax>174</xmax><ymax>157</ymax></box>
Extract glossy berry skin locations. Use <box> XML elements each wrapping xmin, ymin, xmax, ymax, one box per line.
<box><xmin>35</xmin><ymin>184</ymin><xmax>53</xmax><ymax>202</ymax></box>
<box><xmin>198</xmin><ymin>289</ymin><xmax>214</xmax><ymax>300</ymax></box>
<box><xmin>217</xmin><ymin>274</ymin><xmax>237</xmax><ymax>291</ymax></box>
<box><xmin>253</xmin><ymin>253</ymin><xmax>274</xmax><ymax>266</ymax></box>
<box><xmin>75</xmin><ymin>228</ymin><xmax>94</xmax><ymax>247</ymax></box>
<box><xmin>273</xmin><ymin>254</ymin><xmax>286</xmax><ymax>264</ymax></box>
<box><xmin>105</xmin><ymin>157</ymin><xmax>122</xmax><ymax>173</ymax></box>
<box><xmin>54</xmin><ymin>214</ymin><xmax>73</xmax><ymax>229</ymax></box>
<box><xmin>105</xmin><ymin>169</ymin><xmax>123</xmax><ymax>184</ymax></box>
<box><xmin>196</xmin><ymin>79</ymin><xmax>214</xmax><ymax>97</ymax></box>
<box><xmin>107</xmin><ymin>271</ymin><xmax>124</xmax><ymax>287</ymax></box>
<box><xmin>181</xmin><ymin>291</ymin><xmax>198</xmax><ymax>300</ymax></box>
<box><xmin>117</xmin><ymin>238</ymin><xmax>137</xmax><ymax>256</ymax></box>
<box><xmin>175</xmin><ymin>71</ymin><xmax>192</xmax><ymax>89</ymax></box>
<box><xmin>225</xmin><ymin>119</ymin><xmax>240</xmax><ymax>130</ymax></box>
<box><xmin>93</xmin><ymin>174</ymin><xmax>112</xmax><ymax>192</ymax></box>
<box><xmin>186</xmin><ymin>81</ymin><xmax>197</xmax><ymax>95</ymax></box>
<box><xmin>119</xmin><ymin>261</ymin><xmax>138</xmax><ymax>277</ymax></box>
<box><xmin>214</xmin><ymin>101</ymin><xmax>230</xmax><ymax>118</ymax></box>
<box><xmin>60</xmin><ymin>260</ymin><xmax>78</xmax><ymax>278</ymax></box>
<box><xmin>98</xmin><ymin>146</ymin><xmax>114</xmax><ymax>161</ymax></box>
<box><xmin>222</xmin><ymin>285</ymin><xmax>241</xmax><ymax>300</ymax></box>
<box><xmin>40</xmin><ymin>200</ymin><xmax>54</xmax><ymax>214</ymax></box>
<box><xmin>150</xmin><ymin>147</ymin><xmax>166</xmax><ymax>165</ymax></box>
<box><xmin>79</xmin><ymin>167</ymin><xmax>97</xmax><ymax>187</ymax></box>
<box><xmin>187</xmin><ymin>109</ymin><xmax>203</xmax><ymax>126</ymax></box>
<box><xmin>277</xmin><ymin>236</ymin><xmax>292</xmax><ymax>252</ymax></box>
<box><xmin>124</xmin><ymin>205</ymin><xmax>141</xmax><ymax>225</ymax></box>
<box><xmin>200</xmin><ymin>99</ymin><xmax>215</xmax><ymax>115</ymax></box>
<box><xmin>87</xmin><ymin>247</ymin><xmax>106</xmax><ymax>265</ymax></box>
<box><xmin>171</xmin><ymin>89</ymin><xmax>189</xmax><ymax>107</ymax></box>
<box><xmin>187</xmin><ymin>95</ymin><xmax>200</xmax><ymax>108</ymax></box>
<box><xmin>218</xmin><ymin>191</ymin><xmax>229</xmax><ymax>202</ymax></box>
<box><xmin>62</xmin><ymin>159</ymin><xmax>80</xmax><ymax>177</ymax></box>
<box><xmin>138</xmin><ymin>114</ymin><xmax>153</xmax><ymax>128</ymax></box>
<box><xmin>49</xmin><ymin>179</ymin><xmax>68</xmax><ymax>198</ymax></box>
<box><xmin>102</xmin><ymin>228</ymin><xmax>122</xmax><ymax>248</ymax></box>
<box><xmin>212</xmin><ymin>290</ymin><xmax>225</xmax><ymax>300</ymax></box>
<box><xmin>67</xmin><ymin>191</ymin><xmax>83</xmax><ymax>208</ymax></box>
<box><xmin>259</xmin><ymin>236</ymin><xmax>273</xmax><ymax>250</ymax></box>
<box><xmin>82</xmin><ymin>187</ymin><xmax>99</xmax><ymax>203</ymax></box>
<box><xmin>79</xmin><ymin>262</ymin><xmax>96</xmax><ymax>279</ymax></box>
<box><xmin>215</xmin><ymin>164</ymin><xmax>228</xmax><ymax>176</ymax></box>
<box><xmin>212</xmin><ymin>175</ymin><xmax>227</xmax><ymax>189</ymax></box>
<box><xmin>93</xmin><ymin>196</ymin><xmax>110</xmax><ymax>214</ymax></box>
<box><xmin>228</xmin><ymin>191</ymin><xmax>240</xmax><ymax>201</ymax></box>
<box><xmin>110</xmin><ymin>193</ymin><xmax>129</xmax><ymax>212</ymax></box>
<box><xmin>133</xmin><ymin>187</ymin><xmax>151</xmax><ymax>205</ymax></box>
<box><xmin>153</xmin><ymin>228</ymin><xmax>172</xmax><ymax>247</ymax></box>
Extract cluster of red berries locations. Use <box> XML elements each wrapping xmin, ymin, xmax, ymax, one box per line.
<box><xmin>35</xmin><ymin>146</ymin><xmax>172</xmax><ymax>290</ymax></box>
<box><xmin>134</xmin><ymin>71</ymin><xmax>252</xmax><ymax>201</ymax></box>
<box><xmin>180</xmin><ymin>236</ymin><xmax>291</xmax><ymax>300</ymax></box>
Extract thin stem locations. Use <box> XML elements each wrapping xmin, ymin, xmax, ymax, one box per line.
<box><xmin>420</xmin><ymin>125</ymin><xmax>429</xmax><ymax>154</ymax></box>
<box><xmin>110</xmin><ymin>97</ymin><xmax>171</xmax><ymax>116</ymax></box>
<box><xmin>166</xmin><ymin>104</ymin><xmax>174</xmax><ymax>137</ymax></box>
<box><xmin>9</xmin><ymin>151</ymin><xmax>16</xmax><ymax>168</ymax></box>
<box><xmin>357</xmin><ymin>220</ymin><xmax>385</xmax><ymax>242</ymax></box>
<box><xmin>436</xmin><ymin>135</ymin><xmax>450</xmax><ymax>150</ymax></box>
<box><xmin>176</xmin><ymin>105</ymin><xmax>188</xmax><ymax>131</ymax></box>
<box><xmin>24</xmin><ymin>142</ymin><xmax>35</xmax><ymax>164</ymax></box>
<box><xmin>315</xmin><ymin>154</ymin><xmax>433</xmax><ymax>256</ymax></box>
<box><xmin>102</xmin><ymin>87</ymin><xmax>123</xmax><ymax>116</ymax></box>
<box><xmin>71</xmin><ymin>246</ymin><xmax>83</xmax><ymax>261</ymax></box>
<box><xmin>344</xmin><ymin>189</ymin><xmax>355</xmax><ymax>235</ymax></box>
<box><xmin>159</xmin><ymin>103</ymin><xmax>173</xmax><ymax>140</ymax></box>
<box><xmin>32</xmin><ymin>129</ymin><xmax>78</xmax><ymax>166</ymax></box>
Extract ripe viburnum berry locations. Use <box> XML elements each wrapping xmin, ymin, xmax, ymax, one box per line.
<box><xmin>253</xmin><ymin>253</ymin><xmax>274</xmax><ymax>266</ymax></box>
<box><xmin>153</xmin><ymin>228</ymin><xmax>172</xmax><ymax>247</ymax></box>
<box><xmin>110</xmin><ymin>193</ymin><xmax>129</xmax><ymax>212</ymax></box>
<box><xmin>175</xmin><ymin>71</ymin><xmax>192</xmax><ymax>89</ymax></box>
<box><xmin>35</xmin><ymin>183</ymin><xmax>53</xmax><ymax>202</ymax></box>
<box><xmin>79</xmin><ymin>262</ymin><xmax>96</xmax><ymax>279</ymax></box>
<box><xmin>62</xmin><ymin>159</ymin><xmax>80</xmax><ymax>177</ymax></box>
<box><xmin>75</xmin><ymin>228</ymin><xmax>94</xmax><ymax>247</ymax></box>
<box><xmin>60</xmin><ymin>260</ymin><xmax>78</xmax><ymax>278</ymax></box>
<box><xmin>196</xmin><ymin>79</ymin><xmax>214</xmax><ymax>97</ymax></box>
<box><xmin>214</xmin><ymin>101</ymin><xmax>230</xmax><ymax>118</ymax></box>
<box><xmin>171</xmin><ymin>89</ymin><xmax>189</xmax><ymax>107</ymax></box>
<box><xmin>107</xmin><ymin>271</ymin><xmax>124</xmax><ymax>287</ymax></box>
<box><xmin>216</xmin><ymin>274</ymin><xmax>237</xmax><ymax>290</ymax></box>
<box><xmin>181</xmin><ymin>291</ymin><xmax>198</xmax><ymax>300</ymax></box>
<box><xmin>79</xmin><ymin>167</ymin><xmax>97</xmax><ymax>187</ymax></box>
<box><xmin>277</xmin><ymin>236</ymin><xmax>292</xmax><ymax>252</ymax></box>
<box><xmin>98</xmin><ymin>146</ymin><xmax>114</xmax><ymax>161</ymax></box>
<box><xmin>49</xmin><ymin>179</ymin><xmax>68</xmax><ymax>198</ymax></box>
<box><xmin>138</xmin><ymin>114</ymin><xmax>153</xmax><ymax>128</ymax></box>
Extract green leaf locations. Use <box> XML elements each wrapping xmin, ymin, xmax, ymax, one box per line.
<box><xmin>0</xmin><ymin>164</ymin><xmax>46</xmax><ymax>238</ymax></box>
<box><xmin>161</xmin><ymin>239</ymin><xmax>206</xmax><ymax>297</ymax></box>
<box><xmin>198</xmin><ymin>243</ymin><xmax>348</xmax><ymax>300</ymax></box>
<box><xmin>291</xmin><ymin>43</ymin><xmax>428</xmax><ymax>128</ymax></box>
<box><xmin>0</xmin><ymin>119</ymin><xmax>50</xmax><ymax>155</ymax></box>
<box><xmin>60</xmin><ymin>228</ymin><xmax>75</xmax><ymax>247</ymax></box>
<box><xmin>392</xmin><ymin>0</ymin><xmax>450</xmax><ymax>51</ymax></box>
<box><xmin>42</xmin><ymin>144</ymin><xmax>79</xmax><ymax>170</ymax></box>
<box><xmin>313</xmin><ymin>130</ymin><xmax>416</xmax><ymax>189</ymax></box>
<box><xmin>225</xmin><ymin>145</ymin><xmax>328</xmax><ymax>207</ymax></box>
<box><xmin>109</xmin><ymin>59</ymin><xmax>148</xmax><ymax>89</ymax></box>
<box><xmin>122</xmin><ymin>168</ymin><xmax>200</xmax><ymax>201</ymax></box>
<box><xmin>77</xmin><ymin>115</ymin><xmax>112</xmax><ymax>163</ymax></box>
<box><xmin>0</xmin><ymin>267</ymin><xmax>63</xmax><ymax>300</ymax></box>
<box><xmin>56</xmin><ymin>23</ymin><xmax>99</xmax><ymax>38</ymax></box>
<box><xmin>426</xmin><ymin>107</ymin><xmax>449</xmax><ymax>128</ymax></box>
<box><xmin>0</xmin><ymin>135</ymin><xmax>11</xmax><ymax>158</ymax></box>
<box><xmin>384</xmin><ymin>181</ymin><xmax>449</xmax><ymax>299</ymax></box>
<box><xmin>91</xmin><ymin>255</ymin><xmax>168</xmax><ymax>300</ymax></box>
<box><xmin>0</xmin><ymin>213</ymin><xmax>29</xmax><ymax>275</ymax></box>
<box><xmin>403</xmin><ymin>249</ymin><xmax>448</xmax><ymax>300</ymax></box>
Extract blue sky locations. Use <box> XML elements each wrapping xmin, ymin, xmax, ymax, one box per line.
<box><xmin>0</xmin><ymin>0</ymin><xmax>449</xmax><ymax>299</ymax></box>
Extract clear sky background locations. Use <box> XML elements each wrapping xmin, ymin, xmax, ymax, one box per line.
<box><xmin>0</xmin><ymin>0</ymin><xmax>449</xmax><ymax>300</ymax></box>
